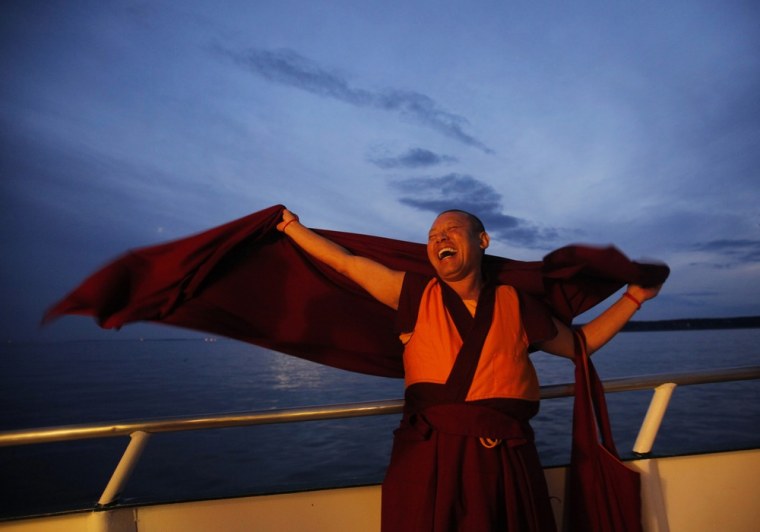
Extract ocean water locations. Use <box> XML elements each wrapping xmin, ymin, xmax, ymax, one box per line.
<box><xmin>1</xmin><ymin>329</ymin><xmax>759</xmax><ymax>519</ymax></box>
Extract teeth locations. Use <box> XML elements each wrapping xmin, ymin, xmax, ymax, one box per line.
<box><xmin>438</xmin><ymin>248</ymin><xmax>457</xmax><ymax>259</ymax></box>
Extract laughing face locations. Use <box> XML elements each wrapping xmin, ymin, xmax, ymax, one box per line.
<box><xmin>426</xmin><ymin>211</ymin><xmax>489</xmax><ymax>283</ymax></box>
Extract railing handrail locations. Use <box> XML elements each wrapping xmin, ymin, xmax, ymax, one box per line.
<box><xmin>2</xmin><ymin>365</ymin><xmax>758</xmax><ymax>448</ymax></box>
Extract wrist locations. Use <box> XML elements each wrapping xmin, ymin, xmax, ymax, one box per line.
<box><xmin>281</xmin><ymin>218</ymin><xmax>300</xmax><ymax>233</ymax></box>
<box><xmin>622</xmin><ymin>291</ymin><xmax>642</xmax><ymax>310</ymax></box>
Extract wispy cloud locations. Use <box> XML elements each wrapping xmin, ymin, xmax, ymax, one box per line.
<box><xmin>691</xmin><ymin>239</ymin><xmax>760</xmax><ymax>267</ymax></box>
<box><xmin>218</xmin><ymin>47</ymin><xmax>492</xmax><ymax>153</ymax></box>
<box><xmin>391</xmin><ymin>173</ymin><xmax>558</xmax><ymax>247</ymax></box>
<box><xmin>367</xmin><ymin>147</ymin><xmax>458</xmax><ymax>169</ymax></box>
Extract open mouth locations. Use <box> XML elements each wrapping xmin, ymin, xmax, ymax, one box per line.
<box><xmin>438</xmin><ymin>247</ymin><xmax>457</xmax><ymax>260</ymax></box>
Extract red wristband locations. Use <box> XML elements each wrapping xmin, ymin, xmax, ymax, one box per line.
<box><xmin>623</xmin><ymin>292</ymin><xmax>642</xmax><ymax>310</ymax></box>
<box><xmin>281</xmin><ymin>218</ymin><xmax>299</xmax><ymax>233</ymax></box>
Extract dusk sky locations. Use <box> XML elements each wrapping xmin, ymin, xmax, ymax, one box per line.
<box><xmin>2</xmin><ymin>1</ymin><xmax>758</xmax><ymax>343</ymax></box>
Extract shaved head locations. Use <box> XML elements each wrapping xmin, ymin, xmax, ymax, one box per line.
<box><xmin>438</xmin><ymin>209</ymin><xmax>485</xmax><ymax>235</ymax></box>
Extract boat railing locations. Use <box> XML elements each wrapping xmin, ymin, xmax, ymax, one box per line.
<box><xmin>1</xmin><ymin>365</ymin><xmax>758</xmax><ymax>510</ymax></box>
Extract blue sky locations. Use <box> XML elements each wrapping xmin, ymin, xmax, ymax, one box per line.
<box><xmin>1</xmin><ymin>1</ymin><xmax>759</xmax><ymax>341</ymax></box>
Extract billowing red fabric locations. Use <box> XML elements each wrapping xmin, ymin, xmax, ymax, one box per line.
<box><xmin>566</xmin><ymin>331</ymin><xmax>644</xmax><ymax>531</ymax></box>
<box><xmin>44</xmin><ymin>204</ymin><xmax>669</xmax><ymax>378</ymax></box>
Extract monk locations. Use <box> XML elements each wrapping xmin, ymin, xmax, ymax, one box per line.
<box><xmin>277</xmin><ymin>208</ymin><xmax>662</xmax><ymax>532</ymax></box>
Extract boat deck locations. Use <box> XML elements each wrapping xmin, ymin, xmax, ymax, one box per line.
<box><xmin>2</xmin><ymin>366</ymin><xmax>758</xmax><ymax>531</ymax></box>
<box><xmin>3</xmin><ymin>449</ymin><xmax>758</xmax><ymax>532</ymax></box>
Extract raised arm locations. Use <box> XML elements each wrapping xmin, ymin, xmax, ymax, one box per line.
<box><xmin>536</xmin><ymin>283</ymin><xmax>663</xmax><ymax>358</ymax></box>
<box><xmin>277</xmin><ymin>209</ymin><xmax>405</xmax><ymax>310</ymax></box>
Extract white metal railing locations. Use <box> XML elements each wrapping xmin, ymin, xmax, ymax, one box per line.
<box><xmin>1</xmin><ymin>365</ymin><xmax>758</xmax><ymax>509</ymax></box>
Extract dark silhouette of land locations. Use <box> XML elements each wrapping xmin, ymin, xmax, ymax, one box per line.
<box><xmin>622</xmin><ymin>316</ymin><xmax>760</xmax><ymax>332</ymax></box>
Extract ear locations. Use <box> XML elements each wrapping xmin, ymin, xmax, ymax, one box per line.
<box><xmin>479</xmin><ymin>231</ymin><xmax>490</xmax><ymax>250</ymax></box>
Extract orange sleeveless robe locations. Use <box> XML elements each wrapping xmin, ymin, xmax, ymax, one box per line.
<box><xmin>402</xmin><ymin>279</ymin><xmax>540</xmax><ymax>403</ymax></box>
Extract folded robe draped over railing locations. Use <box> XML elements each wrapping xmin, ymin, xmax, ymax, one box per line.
<box><xmin>43</xmin><ymin>204</ymin><xmax>669</xmax><ymax>378</ymax></box>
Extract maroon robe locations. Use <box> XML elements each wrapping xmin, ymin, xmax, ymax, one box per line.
<box><xmin>44</xmin><ymin>204</ymin><xmax>669</xmax><ymax>379</ymax></box>
<box><xmin>383</xmin><ymin>275</ymin><xmax>556</xmax><ymax>531</ymax></box>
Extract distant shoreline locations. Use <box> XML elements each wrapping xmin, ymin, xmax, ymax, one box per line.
<box><xmin>622</xmin><ymin>316</ymin><xmax>760</xmax><ymax>332</ymax></box>
<box><xmin>10</xmin><ymin>316</ymin><xmax>760</xmax><ymax>345</ymax></box>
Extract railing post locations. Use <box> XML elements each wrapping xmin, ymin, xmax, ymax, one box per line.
<box><xmin>97</xmin><ymin>431</ymin><xmax>151</xmax><ymax>508</ymax></box>
<box><xmin>633</xmin><ymin>383</ymin><xmax>677</xmax><ymax>455</ymax></box>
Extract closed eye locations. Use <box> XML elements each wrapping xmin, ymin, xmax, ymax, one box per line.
<box><xmin>428</xmin><ymin>225</ymin><xmax>462</xmax><ymax>241</ymax></box>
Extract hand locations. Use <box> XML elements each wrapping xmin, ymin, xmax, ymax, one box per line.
<box><xmin>627</xmin><ymin>283</ymin><xmax>663</xmax><ymax>303</ymax></box>
<box><xmin>277</xmin><ymin>209</ymin><xmax>299</xmax><ymax>232</ymax></box>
